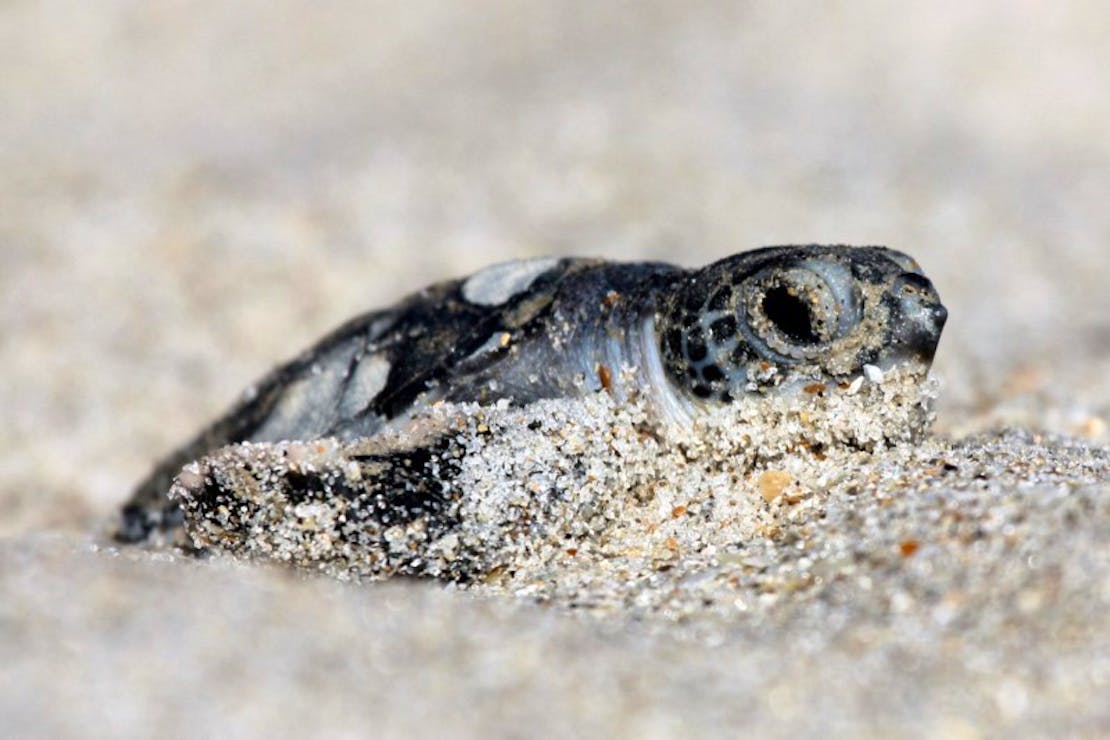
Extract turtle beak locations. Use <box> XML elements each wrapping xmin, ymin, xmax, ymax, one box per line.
<box><xmin>884</xmin><ymin>272</ymin><xmax>948</xmax><ymax>366</ymax></box>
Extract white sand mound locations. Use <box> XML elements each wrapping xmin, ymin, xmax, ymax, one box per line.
<box><xmin>172</xmin><ymin>368</ymin><xmax>938</xmax><ymax>586</ymax></box>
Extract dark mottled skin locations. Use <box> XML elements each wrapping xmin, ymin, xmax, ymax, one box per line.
<box><xmin>118</xmin><ymin>245</ymin><xmax>946</xmax><ymax>544</ymax></box>
<box><xmin>655</xmin><ymin>245</ymin><xmax>946</xmax><ymax>401</ymax></box>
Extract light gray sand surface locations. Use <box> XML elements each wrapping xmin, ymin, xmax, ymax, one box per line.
<box><xmin>3</xmin><ymin>2</ymin><xmax>1109</xmax><ymax>737</ymax></box>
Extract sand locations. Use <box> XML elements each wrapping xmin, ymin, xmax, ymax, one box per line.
<box><xmin>2</xmin><ymin>2</ymin><xmax>1109</xmax><ymax>738</ymax></box>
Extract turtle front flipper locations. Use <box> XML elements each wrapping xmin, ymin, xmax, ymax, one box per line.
<box><xmin>168</xmin><ymin>426</ymin><xmax>477</xmax><ymax>581</ymax></box>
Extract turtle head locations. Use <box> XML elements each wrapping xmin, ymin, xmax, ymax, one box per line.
<box><xmin>657</xmin><ymin>245</ymin><xmax>947</xmax><ymax>403</ymax></box>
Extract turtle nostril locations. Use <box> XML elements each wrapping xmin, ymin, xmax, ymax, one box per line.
<box><xmin>885</xmin><ymin>272</ymin><xmax>947</xmax><ymax>362</ymax></box>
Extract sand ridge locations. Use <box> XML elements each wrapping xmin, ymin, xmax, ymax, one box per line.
<box><xmin>171</xmin><ymin>367</ymin><xmax>938</xmax><ymax>584</ymax></box>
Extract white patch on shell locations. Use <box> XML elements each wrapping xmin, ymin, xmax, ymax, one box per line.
<box><xmin>253</xmin><ymin>376</ymin><xmax>318</xmax><ymax>442</ymax></box>
<box><xmin>461</xmin><ymin>257</ymin><xmax>561</xmax><ymax>306</ymax></box>
<box><xmin>338</xmin><ymin>353</ymin><xmax>392</xmax><ymax>417</ymax></box>
<box><xmin>254</xmin><ymin>342</ymin><xmax>361</xmax><ymax>442</ymax></box>
<box><xmin>367</xmin><ymin>315</ymin><xmax>397</xmax><ymax>342</ymax></box>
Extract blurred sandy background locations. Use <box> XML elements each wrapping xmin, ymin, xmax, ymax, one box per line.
<box><xmin>2</xmin><ymin>1</ymin><xmax>1108</xmax><ymax>737</ymax></box>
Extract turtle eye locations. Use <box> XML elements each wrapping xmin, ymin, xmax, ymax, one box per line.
<box><xmin>744</xmin><ymin>264</ymin><xmax>855</xmax><ymax>359</ymax></box>
<box><xmin>761</xmin><ymin>286</ymin><xmax>820</xmax><ymax>345</ymax></box>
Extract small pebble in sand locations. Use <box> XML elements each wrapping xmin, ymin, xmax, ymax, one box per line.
<box><xmin>758</xmin><ymin>471</ymin><xmax>794</xmax><ymax>503</ymax></box>
<box><xmin>898</xmin><ymin>539</ymin><xmax>921</xmax><ymax>557</ymax></box>
<box><xmin>1076</xmin><ymin>416</ymin><xmax>1106</xmax><ymax>439</ymax></box>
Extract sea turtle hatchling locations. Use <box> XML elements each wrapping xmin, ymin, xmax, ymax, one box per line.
<box><xmin>117</xmin><ymin>245</ymin><xmax>947</xmax><ymax>559</ymax></box>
